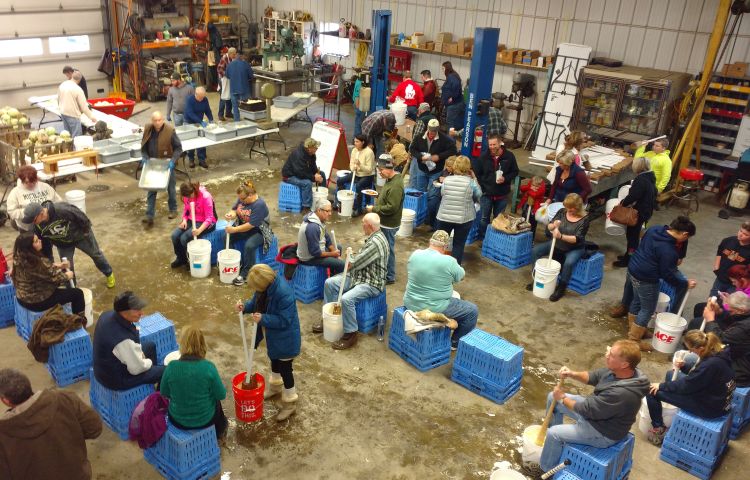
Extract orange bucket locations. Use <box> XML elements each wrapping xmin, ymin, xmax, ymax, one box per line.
<box><xmin>232</xmin><ymin>372</ymin><xmax>265</xmax><ymax>422</ymax></box>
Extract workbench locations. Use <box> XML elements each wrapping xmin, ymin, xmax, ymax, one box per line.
<box><xmin>28</xmin><ymin>95</ymin><xmax>141</xmax><ymax>137</ymax></box>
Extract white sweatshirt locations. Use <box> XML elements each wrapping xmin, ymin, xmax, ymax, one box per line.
<box><xmin>7</xmin><ymin>180</ymin><xmax>62</xmax><ymax>226</ymax></box>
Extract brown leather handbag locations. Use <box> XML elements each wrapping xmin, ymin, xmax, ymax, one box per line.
<box><xmin>609</xmin><ymin>204</ymin><xmax>639</xmax><ymax>226</ymax></box>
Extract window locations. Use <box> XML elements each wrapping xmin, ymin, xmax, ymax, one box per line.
<box><xmin>48</xmin><ymin>35</ymin><xmax>90</xmax><ymax>54</ymax></box>
<box><xmin>318</xmin><ymin>23</ymin><xmax>350</xmax><ymax>57</ymax></box>
<box><xmin>0</xmin><ymin>38</ymin><xmax>43</xmax><ymax>58</ymax></box>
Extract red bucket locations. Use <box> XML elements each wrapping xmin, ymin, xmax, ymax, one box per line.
<box><xmin>232</xmin><ymin>372</ymin><xmax>265</xmax><ymax>422</ymax></box>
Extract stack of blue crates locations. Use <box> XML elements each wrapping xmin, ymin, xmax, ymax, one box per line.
<box><xmin>278</xmin><ymin>182</ymin><xmax>302</xmax><ymax>213</ymax></box>
<box><xmin>730</xmin><ymin>386</ymin><xmax>750</xmax><ymax>439</ymax></box>
<box><xmin>568</xmin><ymin>252</ymin><xmax>605</xmax><ymax>295</ymax></box>
<box><xmin>660</xmin><ymin>410</ymin><xmax>732</xmax><ymax>479</ymax></box>
<box><xmin>15</xmin><ymin>301</ymin><xmax>71</xmax><ymax>341</ymax></box>
<box><xmin>388</xmin><ymin>306</ymin><xmax>451</xmax><ymax>372</ymax></box>
<box><xmin>89</xmin><ymin>369</ymin><xmax>155</xmax><ymax>440</ymax></box>
<box><xmin>451</xmin><ymin>329</ymin><xmax>523</xmax><ymax>404</ymax></box>
<box><xmin>481</xmin><ymin>227</ymin><xmax>532</xmax><ymax>269</ymax></box>
<box><xmin>465</xmin><ymin>211</ymin><xmax>482</xmax><ymax>245</ymax></box>
<box><xmin>291</xmin><ymin>264</ymin><xmax>328</xmax><ymax>303</ymax></box>
<box><xmin>0</xmin><ymin>282</ymin><xmax>15</xmax><ymax>328</ymax></box>
<box><xmin>138</xmin><ymin>312</ymin><xmax>178</xmax><ymax>364</ymax></box>
<box><xmin>355</xmin><ymin>290</ymin><xmax>387</xmax><ymax>334</ymax></box>
<box><xmin>46</xmin><ymin>328</ymin><xmax>92</xmax><ymax>387</ymax></box>
<box><xmin>553</xmin><ymin>434</ymin><xmax>634</xmax><ymax>480</ymax></box>
<box><xmin>204</xmin><ymin>219</ymin><xmax>228</xmax><ymax>265</ymax></box>
<box><xmin>144</xmin><ymin>420</ymin><xmax>220</xmax><ymax>480</ymax></box>
<box><xmin>659</xmin><ymin>280</ymin><xmax>677</xmax><ymax>311</ymax></box>
<box><xmin>403</xmin><ymin>188</ymin><xmax>427</xmax><ymax>226</ymax></box>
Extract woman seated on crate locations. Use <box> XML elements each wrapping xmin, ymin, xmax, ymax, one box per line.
<box><xmin>170</xmin><ymin>181</ymin><xmax>216</xmax><ymax>269</ymax></box>
<box><xmin>526</xmin><ymin>193</ymin><xmax>590</xmax><ymax>302</ymax></box>
<box><xmin>159</xmin><ymin>326</ymin><xmax>228</xmax><ymax>439</ymax></box>
<box><xmin>10</xmin><ymin>231</ymin><xmax>86</xmax><ymax>319</ymax></box>
<box><xmin>545</xmin><ymin>150</ymin><xmax>592</xmax><ymax>205</ymax></box>
<box><xmin>335</xmin><ymin>134</ymin><xmax>375</xmax><ymax>216</ymax></box>
<box><xmin>224</xmin><ymin>180</ymin><xmax>272</xmax><ymax>287</ymax></box>
<box><xmin>6</xmin><ymin>165</ymin><xmax>62</xmax><ymax>231</ymax></box>
<box><xmin>645</xmin><ymin>330</ymin><xmax>735</xmax><ymax>446</ymax></box>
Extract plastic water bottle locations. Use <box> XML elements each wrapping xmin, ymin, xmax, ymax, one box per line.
<box><xmin>377</xmin><ymin>316</ymin><xmax>385</xmax><ymax>342</ymax></box>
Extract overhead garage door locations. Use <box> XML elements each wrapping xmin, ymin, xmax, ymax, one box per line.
<box><xmin>0</xmin><ymin>1</ymin><xmax>109</xmax><ymax>110</ymax></box>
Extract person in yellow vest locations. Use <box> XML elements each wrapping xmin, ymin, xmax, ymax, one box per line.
<box><xmin>633</xmin><ymin>138</ymin><xmax>672</xmax><ymax>193</ymax></box>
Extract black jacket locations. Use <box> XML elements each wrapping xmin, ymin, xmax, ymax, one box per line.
<box><xmin>621</xmin><ymin>171</ymin><xmax>656</xmax><ymax>222</ymax></box>
<box><xmin>282</xmin><ymin>144</ymin><xmax>319</xmax><ymax>181</ymax></box>
<box><xmin>36</xmin><ymin>201</ymin><xmax>91</xmax><ymax>259</ymax></box>
<box><xmin>475</xmin><ymin>148</ymin><xmax>519</xmax><ymax>197</ymax></box>
<box><xmin>706</xmin><ymin>311</ymin><xmax>750</xmax><ymax>387</ymax></box>
<box><xmin>408</xmin><ymin>131</ymin><xmax>457</xmax><ymax>174</ymax></box>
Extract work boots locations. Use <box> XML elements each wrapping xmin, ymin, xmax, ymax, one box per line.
<box><xmin>549</xmin><ymin>281</ymin><xmax>567</xmax><ymax>302</ymax></box>
<box><xmin>628</xmin><ymin>321</ymin><xmax>654</xmax><ymax>352</ymax></box>
<box><xmin>264</xmin><ymin>373</ymin><xmax>283</xmax><ymax>400</ymax></box>
<box><xmin>609</xmin><ymin>303</ymin><xmax>628</xmax><ymax>318</ymax></box>
<box><xmin>628</xmin><ymin>313</ymin><xmax>653</xmax><ymax>339</ymax></box>
<box><xmin>332</xmin><ymin>332</ymin><xmax>358</xmax><ymax>350</ymax></box>
<box><xmin>613</xmin><ymin>254</ymin><xmax>630</xmax><ymax>268</ymax></box>
<box><xmin>312</xmin><ymin>321</ymin><xmax>324</xmax><ymax>334</ymax></box>
<box><xmin>276</xmin><ymin>387</ymin><xmax>298</xmax><ymax>421</ymax></box>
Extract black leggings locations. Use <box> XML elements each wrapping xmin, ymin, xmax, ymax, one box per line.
<box><xmin>271</xmin><ymin>358</ymin><xmax>295</xmax><ymax>389</ymax></box>
<box><xmin>170</xmin><ymin>401</ymin><xmax>228</xmax><ymax>439</ymax></box>
<box><xmin>19</xmin><ymin>287</ymin><xmax>86</xmax><ymax>315</ymax></box>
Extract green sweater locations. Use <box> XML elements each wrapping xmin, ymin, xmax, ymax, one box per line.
<box><xmin>373</xmin><ymin>173</ymin><xmax>405</xmax><ymax>228</ymax></box>
<box><xmin>160</xmin><ymin>358</ymin><xmax>226</xmax><ymax>428</ymax></box>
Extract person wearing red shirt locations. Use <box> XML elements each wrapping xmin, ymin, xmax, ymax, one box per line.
<box><xmin>420</xmin><ymin>70</ymin><xmax>438</xmax><ymax>110</ymax></box>
<box><xmin>389</xmin><ymin>71</ymin><xmax>424</xmax><ymax>120</ymax></box>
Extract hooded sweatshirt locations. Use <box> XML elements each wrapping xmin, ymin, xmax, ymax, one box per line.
<box><xmin>6</xmin><ymin>180</ymin><xmax>61</xmax><ymax>227</ymax></box>
<box><xmin>35</xmin><ymin>201</ymin><xmax>91</xmax><ymax>248</ymax></box>
<box><xmin>0</xmin><ymin>389</ymin><xmax>102</xmax><ymax>480</ymax></box>
<box><xmin>628</xmin><ymin>225</ymin><xmax>687</xmax><ymax>287</ymax></box>
<box><xmin>635</xmin><ymin>144</ymin><xmax>672</xmax><ymax>193</ymax></box>
<box><xmin>706</xmin><ymin>313</ymin><xmax>750</xmax><ymax>387</ymax></box>
<box><xmin>572</xmin><ymin>367</ymin><xmax>650</xmax><ymax>440</ymax></box>
<box><xmin>297</xmin><ymin>212</ymin><xmax>331</xmax><ymax>262</ymax></box>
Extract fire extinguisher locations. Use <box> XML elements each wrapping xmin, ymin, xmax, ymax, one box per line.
<box><xmin>472</xmin><ymin>126</ymin><xmax>484</xmax><ymax>157</ymax></box>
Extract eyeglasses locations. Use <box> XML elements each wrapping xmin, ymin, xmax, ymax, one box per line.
<box><xmin>321</xmin><ymin>209</ymin><xmax>332</xmax><ymax>213</ymax></box>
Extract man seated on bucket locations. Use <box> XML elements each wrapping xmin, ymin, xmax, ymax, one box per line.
<box><xmin>92</xmin><ymin>291</ymin><xmax>165</xmax><ymax>390</ymax></box>
<box><xmin>281</xmin><ymin>137</ymin><xmax>326</xmax><ymax>212</ymax></box>
<box><xmin>297</xmin><ymin>199</ymin><xmax>345</xmax><ymax>277</ymax></box>
<box><xmin>403</xmin><ymin>230</ymin><xmax>477</xmax><ymax>350</ymax></box>
<box><xmin>527</xmin><ymin>340</ymin><xmax>649</xmax><ymax>476</ymax></box>
<box><xmin>316</xmin><ymin>213</ymin><xmax>389</xmax><ymax>350</ymax></box>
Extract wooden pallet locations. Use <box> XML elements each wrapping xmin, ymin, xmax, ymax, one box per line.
<box><xmin>41</xmin><ymin>149</ymin><xmax>98</xmax><ymax>174</ymax></box>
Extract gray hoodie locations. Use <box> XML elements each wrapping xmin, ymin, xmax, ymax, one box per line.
<box><xmin>572</xmin><ymin>367</ymin><xmax>650</xmax><ymax>440</ymax></box>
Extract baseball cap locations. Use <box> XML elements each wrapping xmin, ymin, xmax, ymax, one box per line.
<box><xmin>377</xmin><ymin>154</ymin><xmax>395</xmax><ymax>169</ymax></box>
<box><xmin>304</xmin><ymin>137</ymin><xmax>321</xmax><ymax>148</ymax></box>
<box><xmin>427</xmin><ymin>119</ymin><xmax>440</xmax><ymax>131</ymax></box>
<box><xmin>113</xmin><ymin>291</ymin><xmax>147</xmax><ymax>312</ymax></box>
<box><xmin>417</xmin><ymin>102</ymin><xmax>430</xmax><ymax>113</ymax></box>
<box><xmin>430</xmin><ymin>230</ymin><xmax>450</xmax><ymax>247</ymax></box>
<box><xmin>22</xmin><ymin>202</ymin><xmax>43</xmax><ymax>224</ymax></box>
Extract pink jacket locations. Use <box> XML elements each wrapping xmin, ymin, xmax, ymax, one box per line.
<box><xmin>182</xmin><ymin>186</ymin><xmax>216</xmax><ymax>226</ymax></box>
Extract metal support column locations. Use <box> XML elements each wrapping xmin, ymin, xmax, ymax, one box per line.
<box><xmin>460</xmin><ymin>27</ymin><xmax>500</xmax><ymax>158</ymax></box>
<box><xmin>370</xmin><ymin>10</ymin><xmax>392</xmax><ymax>112</ymax></box>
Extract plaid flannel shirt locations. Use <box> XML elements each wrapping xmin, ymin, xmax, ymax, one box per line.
<box><xmin>361</xmin><ymin>110</ymin><xmax>396</xmax><ymax>139</ymax></box>
<box><xmin>456</xmin><ymin>107</ymin><xmax>508</xmax><ymax>137</ymax></box>
<box><xmin>348</xmin><ymin>230</ymin><xmax>389</xmax><ymax>290</ymax></box>
<box><xmin>217</xmin><ymin>54</ymin><xmax>232</xmax><ymax>79</ymax></box>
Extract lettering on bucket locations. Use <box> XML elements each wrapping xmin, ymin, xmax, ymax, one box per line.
<box><xmin>241</xmin><ymin>404</ymin><xmax>257</xmax><ymax>414</ymax></box>
<box><xmin>222</xmin><ymin>266</ymin><xmax>239</xmax><ymax>274</ymax></box>
<box><xmin>654</xmin><ymin>331</ymin><xmax>676</xmax><ymax>344</ymax></box>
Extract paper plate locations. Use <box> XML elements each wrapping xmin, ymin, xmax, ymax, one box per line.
<box><xmin>361</xmin><ymin>189</ymin><xmax>379</xmax><ymax>196</ymax></box>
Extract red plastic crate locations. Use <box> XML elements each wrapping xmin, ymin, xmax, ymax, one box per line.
<box><xmin>88</xmin><ymin>97</ymin><xmax>136</xmax><ymax>119</ymax></box>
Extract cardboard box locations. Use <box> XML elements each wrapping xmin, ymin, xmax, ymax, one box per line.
<box><xmin>433</xmin><ymin>41</ymin><xmax>443</xmax><ymax>53</ymax></box>
<box><xmin>411</xmin><ymin>32</ymin><xmax>425</xmax><ymax>47</ymax></box>
<box><xmin>457</xmin><ymin>37</ymin><xmax>474</xmax><ymax>53</ymax></box>
<box><xmin>501</xmin><ymin>48</ymin><xmax>522</xmax><ymax>64</ymax></box>
<box><xmin>545</xmin><ymin>55</ymin><xmax>555</xmax><ymax>66</ymax></box>
<box><xmin>722</xmin><ymin>63</ymin><xmax>747</xmax><ymax>77</ymax></box>
<box><xmin>442</xmin><ymin>42</ymin><xmax>459</xmax><ymax>54</ymax></box>
<box><xmin>496</xmin><ymin>52</ymin><xmax>504</xmax><ymax>63</ymax></box>
<box><xmin>425</xmin><ymin>41</ymin><xmax>435</xmax><ymax>51</ymax></box>
<box><xmin>437</xmin><ymin>32</ymin><xmax>453</xmax><ymax>43</ymax></box>
<box><xmin>528</xmin><ymin>50</ymin><xmax>541</xmax><ymax>59</ymax></box>
<box><xmin>497</xmin><ymin>44</ymin><xmax>506</xmax><ymax>52</ymax></box>
<box><xmin>390</xmin><ymin>34</ymin><xmax>398</xmax><ymax>45</ymax></box>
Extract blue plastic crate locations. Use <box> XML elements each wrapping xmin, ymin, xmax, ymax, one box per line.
<box><xmin>0</xmin><ymin>282</ymin><xmax>15</xmax><ymax>328</ymax></box>
<box><xmin>278</xmin><ymin>182</ymin><xmax>302</xmax><ymax>213</ymax></box>
<box><xmin>15</xmin><ymin>301</ymin><xmax>71</xmax><ymax>341</ymax></box>
<box><xmin>144</xmin><ymin>420</ymin><xmax>220</xmax><ymax>480</ymax></box>
<box><xmin>230</xmin><ymin>234</ymin><xmax>282</xmax><ymax>274</ymax></box>
<box><xmin>403</xmin><ymin>188</ymin><xmax>427</xmax><ymax>226</ymax></box>
<box><xmin>291</xmin><ymin>264</ymin><xmax>327</xmax><ymax>303</ymax></box>
<box><xmin>389</xmin><ymin>335</ymin><xmax>451</xmax><ymax>372</ymax></box>
<box><xmin>46</xmin><ymin>328</ymin><xmax>92</xmax><ymax>387</ymax></box>
<box><xmin>552</xmin><ymin>434</ymin><xmax>634</xmax><ymax>480</ymax></box>
<box><xmin>451</xmin><ymin>364</ymin><xmax>521</xmax><ymax>404</ymax></box>
<box><xmin>663</xmin><ymin>410</ymin><xmax>731</xmax><ymax>461</ymax></box>
<box><xmin>200</xmin><ymin>219</ymin><xmax>227</xmax><ymax>266</ymax></box>
<box><xmin>553</xmin><ymin>462</ymin><xmax>631</xmax><ymax>480</ymax></box>
<box><xmin>465</xmin><ymin>211</ymin><xmax>482</xmax><ymax>245</ymax></box>
<box><xmin>568</xmin><ymin>277</ymin><xmax>603</xmax><ymax>295</ymax></box>
<box><xmin>660</xmin><ymin>441</ymin><xmax>727</xmax><ymax>480</ymax></box>
<box><xmin>453</xmin><ymin>329</ymin><xmax>524</xmax><ymax>386</ymax></box>
<box><xmin>659</xmin><ymin>280</ymin><xmax>677</xmax><ymax>311</ymax></box>
<box><xmin>388</xmin><ymin>306</ymin><xmax>452</xmax><ymax>357</ymax></box>
<box><xmin>355</xmin><ymin>290</ymin><xmax>387</xmax><ymax>334</ymax></box>
<box><xmin>730</xmin><ymin>417</ymin><xmax>750</xmax><ymax>440</ymax></box>
<box><xmin>570</xmin><ymin>252</ymin><xmax>604</xmax><ymax>284</ymax></box>
<box><xmin>481</xmin><ymin>228</ymin><xmax>532</xmax><ymax>269</ymax></box>
<box><xmin>89</xmin><ymin>370</ymin><xmax>155</xmax><ymax>440</ymax></box>
<box><xmin>731</xmin><ymin>386</ymin><xmax>750</xmax><ymax>422</ymax></box>
<box><xmin>138</xmin><ymin>312</ymin><xmax>178</xmax><ymax>364</ymax></box>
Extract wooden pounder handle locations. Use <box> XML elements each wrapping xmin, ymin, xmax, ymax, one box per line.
<box><xmin>536</xmin><ymin>379</ymin><xmax>564</xmax><ymax>446</ymax></box>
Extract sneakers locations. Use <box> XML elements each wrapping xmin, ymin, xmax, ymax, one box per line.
<box><xmin>451</xmin><ymin>341</ymin><xmax>458</xmax><ymax>352</ymax></box>
<box><xmin>311</xmin><ymin>322</ymin><xmax>324</xmax><ymax>334</ymax></box>
<box><xmin>189</xmin><ymin>160</ymin><xmax>196</xmax><ymax>169</ymax></box>
<box><xmin>332</xmin><ymin>332</ymin><xmax>358</xmax><ymax>350</ymax></box>
<box><xmin>647</xmin><ymin>426</ymin><xmax>668</xmax><ymax>446</ymax></box>
<box><xmin>549</xmin><ymin>281</ymin><xmax>567</xmax><ymax>302</ymax></box>
<box><xmin>233</xmin><ymin>275</ymin><xmax>246</xmax><ymax>286</ymax></box>
<box><xmin>171</xmin><ymin>258</ymin><xmax>188</xmax><ymax>269</ymax></box>
<box><xmin>141</xmin><ymin>216</ymin><xmax>154</xmax><ymax>226</ymax></box>
<box><xmin>106</xmin><ymin>273</ymin><xmax>116</xmax><ymax>289</ymax></box>
<box><xmin>520</xmin><ymin>462</ymin><xmax>545</xmax><ymax>479</ymax></box>
<box><xmin>168</xmin><ymin>211</ymin><xmax>178</xmax><ymax>220</ymax></box>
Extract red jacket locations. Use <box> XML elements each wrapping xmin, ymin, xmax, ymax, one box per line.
<box><xmin>519</xmin><ymin>182</ymin><xmax>546</xmax><ymax>214</ymax></box>
<box><xmin>389</xmin><ymin>79</ymin><xmax>424</xmax><ymax>107</ymax></box>
<box><xmin>422</xmin><ymin>79</ymin><xmax>437</xmax><ymax>107</ymax></box>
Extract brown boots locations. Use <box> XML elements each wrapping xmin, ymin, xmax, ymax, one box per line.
<box><xmin>610</xmin><ymin>303</ymin><xmax>628</xmax><ymax>318</ymax></box>
<box><xmin>627</xmin><ymin>314</ymin><xmax>653</xmax><ymax>352</ymax></box>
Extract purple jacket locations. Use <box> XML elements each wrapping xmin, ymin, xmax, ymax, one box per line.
<box><xmin>129</xmin><ymin>392</ymin><xmax>169</xmax><ymax>448</ymax></box>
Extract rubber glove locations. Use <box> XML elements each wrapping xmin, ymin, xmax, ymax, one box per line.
<box><xmin>168</xmin><ymin>160</ymin><xmax>175</xmax><ymax>171</ymax></box>
<box><xmin>200</xmin><ymin>121</ymin><xmax>207</xmax><ymax>127</ymax></box>
<box><xmin>140</xmin><ymin>157</ymin><xmax>148</xmax><ymax>167</ymax></box>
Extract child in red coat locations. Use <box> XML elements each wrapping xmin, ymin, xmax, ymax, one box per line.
<box><xmin>519</xmin><ymin>176</ymin><xmax>546</xmax><ymax>238</ymax></box>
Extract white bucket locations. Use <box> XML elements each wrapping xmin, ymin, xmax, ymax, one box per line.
<box><xmin>217</xmin><ymin>248</ymin><xmax>241</xmax><ymax>284</ymax></box>
<box><xmin>397</xmin><ymin>208</ymin><xmax>416</xmax><ymax>237</ymax></box>
<box><xmin>322</xmin><ymin>302</ymin><xmax>344</xmax><ymax>342</ymax></box>
<box><xmin>490</xmin><ymin>469</ymin><xmax>527</xmax><ymax>480</ymax></box>
<box><xmin>187</xmin><ymin>239</ymin><xmax>212</xmax><ymax>279</ymax></box>
<box><xmin>391</xmin><ymin>101</ymin><xmax>407</xmax><ymax>126</ymax></box>
<box><xmin>313</xmin><ymin>186</ymin><xmax>329</xmax><ymax>210</ymax></box>
<box><xmin>80</xmin><ymin>287</ymin><xmax>94</xmax><ymax>328</ymax></box>
<box><xmin>649</xmin><ymin>292</ymin><xmax>672</xmax><ymax>328</ymax></box>
<box><xmin>652</xmin><ymin>312</ymin><xmax>687</xmax><ymax>354</ymax></box>
<box><xmin>376</xmin><ymin>175</ymin><xmax>386</xmax><ymax>187</ymax></box>
<box><xmin>638</xmin><ymin>397</ymin><xmax>679</xmax><ymax>436</ymax></box>
<box><xmin>618</xmin><ymin>185</ymin><xmax>631</xmax><ymax>200</ymax></box>
<box><xmin>605</xmin><ymin>198</ymin><xmax>625</xmax><ymax>236</ymax></box>
<box><xmin>532</xmin><ymin>259</ymin><xmax>561</xmax><ymax>299</ymax></box>
<box><xmin>521</xmin><ymin>425</ymin><xmax>544</xmax><ymax>465</ymax></box>
<box><xmin>337</xmin><ymin>190</ymin><xmax>355</xmax><ymax>217</ymax></box>
<box><xmin>65</xmin><ymin>189</ymin><xmax>87</xmax><ymax>213</ymax></box>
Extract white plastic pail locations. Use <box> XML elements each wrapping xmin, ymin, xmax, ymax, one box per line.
<box><xmin>313</xmin><ymin>186</ymin><xmax>329</xmax><ymax>210</ymax></box>
<box><xmin>605</xmin><ymin>198</ymin><xmax>625</xmax><ymax>236</ymax></box>
<box><xmin>322</xmin><ymin>302</ymin><xmax>344</xmax><ymax>342</ymax></box>
<box><xmin>187</xmin><ymin>239</ymin><xmax>211</xmax><ymax>278</ymax></box>
<box><xmin>532</xmin><ymin>259</ymin><xmax>561</xmax><ymax>299</ymax></box>
<box><xmin>652</xmin><ymin>312</ymin><xmax>687</xmax><ymax>354</ymax></box>
<box><xmin>80</xmin><ymin>287</ymin><xmax>93</xmax><ymax>328</ymax></box>
<box><xmin>618</xmin><ymin>185</ymin><xmax>631</xmax><ymax>200</ymax></box>
<box><xmin>337</xmin><ymin>190</ymin><xmax>355</xmax><ymax>217</ymax></box>
<box><xmin>218</xmin><ymin>249</ymin><xmax>241</xmax><ymax>284</ymax></box>
<box><xmin>638</xmin><ymin>396</ymin><xmax>679</xmax><ymax>435</ymax></box>
<box><xmin>397</xmin><ymin>208</ymin><xmax>416</xmax><ymax>237</ymax></box>
<box><xmin>65</xmin><ymin>190</ymin><xmax>86</xmax><ymax>213</ymax></box>
<box><xmin>649</xmin><ymin>292</ymin><xmax>672</xmax><ymax>328</ymax></box>
<box><xmin>521</xmin><ymin>425</ymin><xmax>544</xmax><ymax>464</ymax></box>
<box><xmin>391</xmin><ymin>101</ymin><xmax>407</xmax><ymax>126</ymax></box>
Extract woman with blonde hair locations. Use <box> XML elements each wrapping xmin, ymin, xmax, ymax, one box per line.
<box><xmin>159</xmin><ymin>326</ymin><xmax>228</xmax><ymax>438</ymax></box>
<box><xmin>645</xmin><ymin>330</ymin><xmax>735</xmax><ymax>445</ymax></box>
<box><xmin>435</xmin><ymin>155</ymin><xmax>482</xmax><ymax>265</ymax></box>
<box><xmin>224</xmin><ymin>180</ymin><xmax>272</xmax><ymax>286</ymax></box>
<box><xmin>526</xmin><ymin>193</ymin><xmax>590</xmax><ymax>301</ymax></box>
<box><xmin>545</xmin><ymin>149</ymin><xmax>592</xmax><ymax>204</ymax></box>
<box><xmin>613</xmin><ymin>155</ymin><xmax>656</xmax><ymax>268</ymax></box>
<box><xmin>235</xmin><ymin>264</ymin><xmax>301</xmax><ymax>421</ymax></box>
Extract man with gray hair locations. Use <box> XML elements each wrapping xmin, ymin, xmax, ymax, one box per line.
<box><xmin>282</xmin><ymin>137</ymin><xmax>326</xmax><ymax>211</ymax></box>
<box><xmin>57</xmin><ymin>70</ymin><xmax>97</xmax><ymax>137</ymax></box>
<box><xmin>0</xmin><ymin>368</ymin><xmax>102</xmax><ymax>478</ymax></box>
<box><xmin>317</xmin><ymin>213</ymin><xmax>389</xmax><ymax>349</ymax></box>
<box><xmin>183</xmin><ymin>86</ymin><xmax>214</xmax><ymax>169</ymax></box>
<box><xmin>140</xmin><ymin>111</ymin><xmax>183</xmax><ymax>225</ymax></box>
<box><xmin>404</xmin><ymin>230</ymin><xmax>478</xmax><ymax>349</ymax></box>
<box><xmin>367</xmin><ymin>154</ymin><xmax>404</xmax><ymax>284</ymax></box>
<box><xmin>297</xmin><ymin>199</ymin><xmax>345</xmax><ymax>278</ymax></box>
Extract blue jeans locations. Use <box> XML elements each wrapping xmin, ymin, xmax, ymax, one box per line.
<box><xmin>187</xmin><ymin>147</ymin><xmax>206</xmax><ymax>163</ymax></box>
<box><xmin>531</xmin><ymin>243</ymin><xmax>586</xmax><ymax>284</ymax></box>
<box><xmin>237</xmin><ymin>231</ymin><xmax>264</xmax><ymax>278</ymax></box>
<box><xmin>171</xmin><ymin>221</ymin><xmax>215</xmax><ymax>263</ymax></box>
<box><xmin>373</xmin><ymin>135</ymin><xmax>385</xmax><ymax>158</ymax></box>
<box><xmin>232</xmin><ymin>93</ymin><xmax>249</xmax><ymax>121</ymax></box>
<box><xmin>540</xmin><ymin>393</ymin><xmax>618</xmax><ymax>471</ymax></box>
<box><xmin>285</xmin><ymin>174</ymin><xmax>327</xmax><ymax>209</ymax></box>
<box><xmin>57</xmin><ymin>231</ymin><xmax>113</xmax><ymax>277</ymax></box>
<box><xmin>381</xmin><ymin>227</ymin><xmax>397</xmax><ymax>283</ymax></box>
<box><xmin>61</xmin><ymin>114</ymin><xmax>82</xmax><ymax>138</ymax></box>
<box><xmin>627</xmin><ymin>273</ymin><xmax>660</xmax><ymax>327</ymax></box>
<box><xmin>172</xmin><ymin>113</ymin><xmax>184</xmax><ymax>126</ymax></box>
<box><xmin>410</xmin><ymin>163</ymin><xmax>442</xmax><ymax>192</ymax></box>
<box><xmin>446</xmin><ymin>102</ymin><xmax>466</xmax><ymax>131</ymax></box>
<box><xmin>146</xmin><ymin>169</ymin><xmax>178</xmax><ymax>219</ymax></box>
<box><xmin>668</xmin><ymin>271</ymin><xmax>688</xmax><ymax>314</ymax></box>
<box><xmin>438</xmin><ymin>220</ymin><xmax>473</xmax><ymax>265</ymax></box>
<box><xmin>301</xmin><ymin>243</ymin><xmax>345</xmax><ymax>275</ymax></box>
<box><xmin>479</xmin><ymin>195</ymin><xmax>508</xmax><ymax>239</ymax></box>
<box><xmin>441</xmin><ymin>297</ymin><xmax>478</xmax><ymax>346</ymax></box>
<box><xmin>324</xmin><ymin>275</ymin><xmax>381</xmax><ymax>333</ymax></box>
<box><xmin>354</xmin><ymin>108</ymin><xmax>364</xmax><ymax>137</ymax></box>
<box><xmin>406</xmin><ymin>105</ymin><xmax>418</xmax><ymax>120</ymax></box>
<box><xmin>117</xmin><ymin>341</ymin><xmax>165</xmax><ymax>390</ymax></box>
<box><xmin>218</xmin><ymin>98</ymin><xmax>232</xmax><ymax>118</ymax></box>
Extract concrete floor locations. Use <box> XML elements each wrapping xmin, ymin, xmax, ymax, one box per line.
<box><xmin>1</xmin><ymin>94</ymin><xmax>748</xmax><ymax>479</ymax></box>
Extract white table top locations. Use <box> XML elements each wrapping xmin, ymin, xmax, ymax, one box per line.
<box><xmin>28</xmin><ymin>95</ymin><xmax>142</xmax><ymax>137</ymax></box>
<box><xmin>270</xmin><ymin>97</ymin><xmax>320</xmax><ymax>124</ymax></box>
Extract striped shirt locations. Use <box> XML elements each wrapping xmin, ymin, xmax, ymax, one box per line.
<box><xmin>349</xmin><ymin>230</ymin><xmax>389</xmax><ymax>290</ymax></box>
